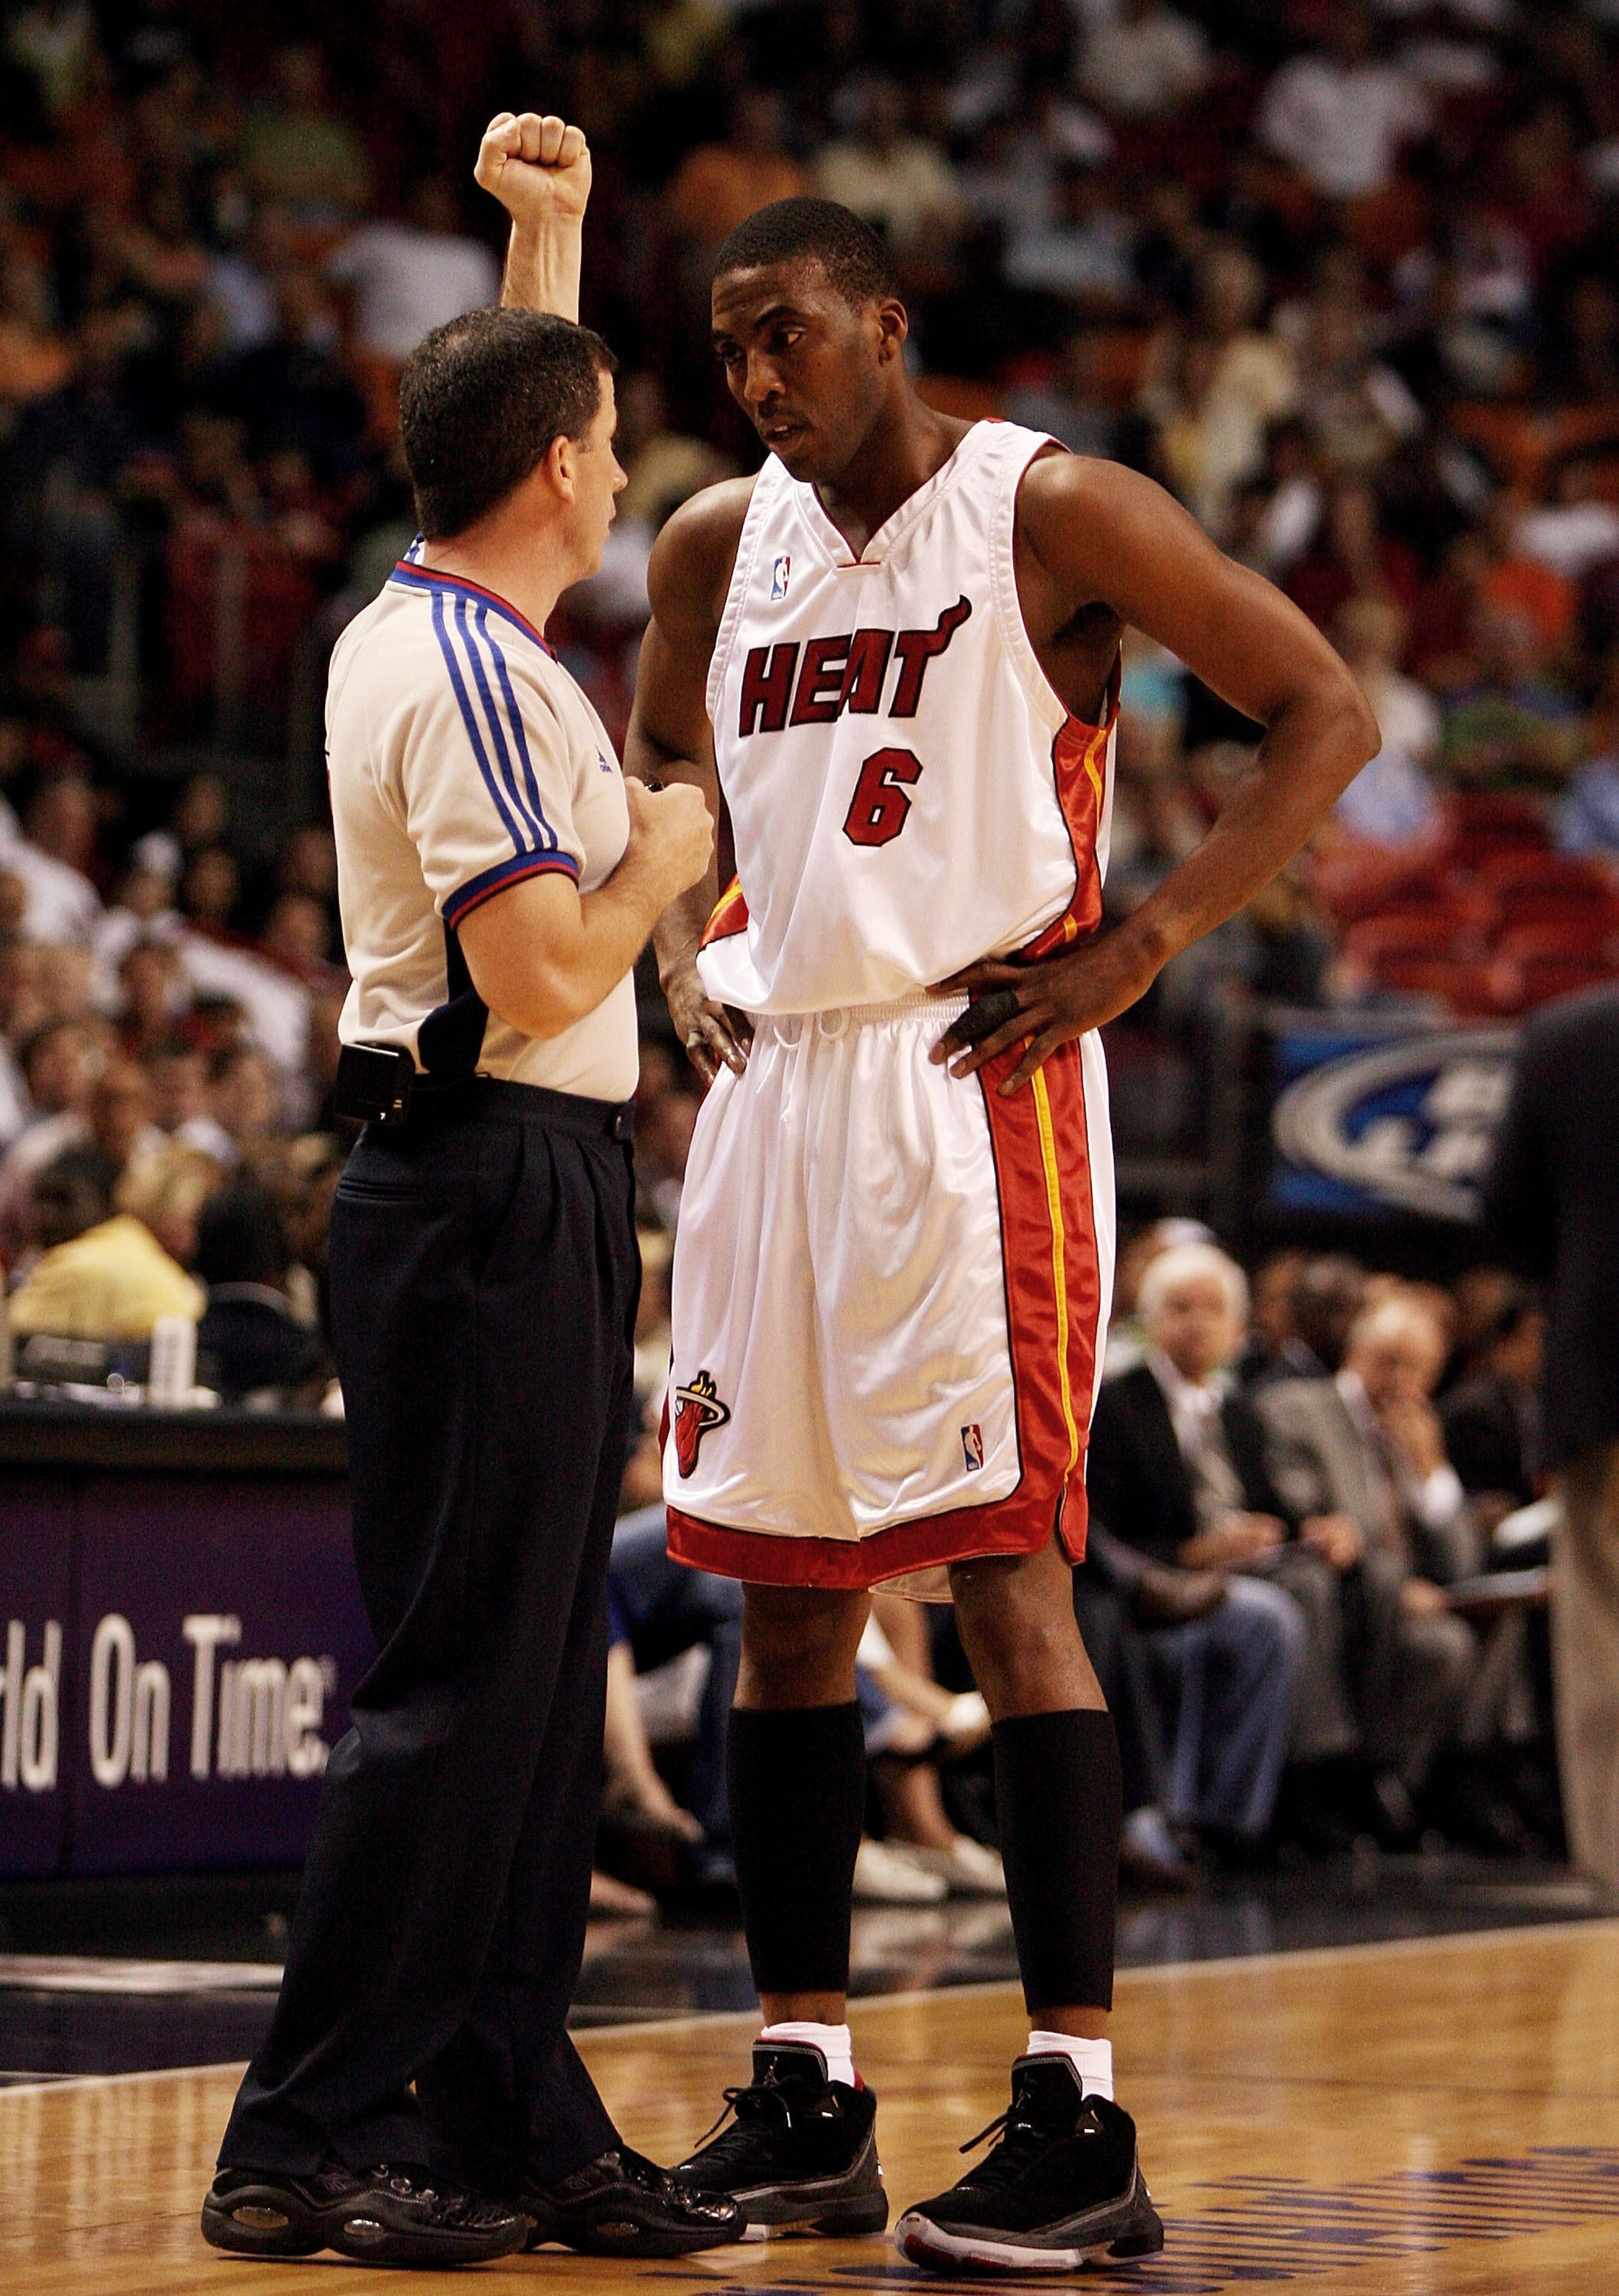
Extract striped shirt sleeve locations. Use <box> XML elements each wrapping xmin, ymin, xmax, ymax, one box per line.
<box><xmin>399</xmin><ymin>601</ymin><xmax>584</xmax><ymax>929</ymax></box>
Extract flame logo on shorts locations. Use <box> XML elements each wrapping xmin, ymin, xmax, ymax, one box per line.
<box><xmin>673</xmin><ymin>1369</ymin><xmax>731</xmax><ymax>1477</ymax></box>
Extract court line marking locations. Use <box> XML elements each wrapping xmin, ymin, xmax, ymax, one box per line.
<box><xmin>2</xmin><ymin>1916</ymin><xmax>1614</xmax><ymax>2099</ymax></box>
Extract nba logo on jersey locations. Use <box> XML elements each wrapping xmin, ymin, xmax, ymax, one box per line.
<box><xmin>961</xmin><ymin>1423</ymin><xmax>985</xmax><ymax>1472</ymax></box>
<box><xmin>770</xmin><ymin>553</ymin><xmax>791</xmax><ymax>602</ymax></box>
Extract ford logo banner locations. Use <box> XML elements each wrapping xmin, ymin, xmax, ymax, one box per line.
<box><xmin>1269</xmin><ymin>1024</ymin><xmax>1519</xmax><ymax>1223</ymax></box>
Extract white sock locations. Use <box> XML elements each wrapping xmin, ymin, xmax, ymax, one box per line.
<box><xmin>759</xmin><ymin>2019</ymin><xmax>855</xmax><ymax>2089</ymax></box>
<box><xmin>1026</xmin><ymin>2030</ymin><xmax>1113</xmax><ymax>2101</ymax></box>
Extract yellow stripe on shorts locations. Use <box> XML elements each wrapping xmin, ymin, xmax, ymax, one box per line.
<box><xmin>1031</xmin><ymin>1066</ymin><xmax>1080</xmax><ymax>1474</ymax></box>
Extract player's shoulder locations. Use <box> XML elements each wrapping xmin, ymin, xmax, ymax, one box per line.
<box><xmin>1015</xmin><ymin>446</ymin><xmax>1156</xmax><ymax>531</ymax></box>
<box><xmin>647</xmin><ymin>473</ymin><xmax>761</xmax><ymax>631</ymax></box>
<box><xmin>1014</xmin><ymin>448</ymin><xmax>1198</xmax><ymax>590</ymax></box>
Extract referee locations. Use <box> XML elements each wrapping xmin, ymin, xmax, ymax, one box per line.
<box><xmin>203</xmin><ymin>117</ymin><xmax>740</xmax><ymax>2269</ymax></box>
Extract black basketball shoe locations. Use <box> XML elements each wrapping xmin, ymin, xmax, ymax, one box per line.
<box><xmin>201</xmin><ymin>2163</ymin><xmax>529</xmax><ymax>2267</ymax></box>
<box><xmin>893</xmin><ymin>2055</ymin><xmax>1164</xmax><ymax>2274</ymax></box>
<box><xmin>669</xmin><ymin>2039</ymin><xmax>888</xmax><ymax>2238</ymax></box>
<box><xmin>522</xmin><ymin>2144</ymin><xmax>745</xmax><ymax>2255</ymax></box>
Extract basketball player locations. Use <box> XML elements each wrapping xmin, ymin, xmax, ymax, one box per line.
<box><xmin>505</xmin><ymin>185</ymin><xmax>1375</xmax><ymax>2271</ymax></box>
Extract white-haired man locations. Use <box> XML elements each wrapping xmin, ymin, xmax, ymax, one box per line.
<box><xmin>1257</xmin><ymin>1292</ymin><xmax>1480</xmax><ymax>1825</ymax></box>
<box><xmin>1086</xmin><ymin>1241</ymin><xmax>1308</xmax><ymax>1845</ymax></box>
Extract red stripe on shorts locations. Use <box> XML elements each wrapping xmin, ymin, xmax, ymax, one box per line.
<box><xmin>979</xmin><ymin>1036</ymin><xmax>1097</xmax><ymax>1567</ymax></box>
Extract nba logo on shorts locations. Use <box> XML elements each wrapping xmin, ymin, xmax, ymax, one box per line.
<box><xmin>961</xmin><ymin>1423</ymin><xmax>985</xmax><ymax>1472</ymax></box>
<box><xmin>770</xmin><ymin>553</ymin><xmax>791</xmax><ymax>602</ymax></box>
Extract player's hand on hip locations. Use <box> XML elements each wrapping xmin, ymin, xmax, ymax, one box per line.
<box><xmin>474</xmin><ymin>112</ymin><xmax>591</xmax><ymax>227</ymax></box>
<box><xmin>929</xmin><ymin>933</ymin><xmax>1157</xmax><ymax>1095</ymax></box>
<box><xmin>625</xmin><ymin>777</ymin><xmax>714</xmax><ymax>909</ymax></box>
<box><xmin>663</xmin><ymin>959</ymin><xmax>753</xmax><ymax>1087</ymax></box>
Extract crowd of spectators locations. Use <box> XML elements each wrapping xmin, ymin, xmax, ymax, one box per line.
<box><xmin>0</xmin><ymin>4</ymin><xmax>1601</xmax><ymax>1897</ymax></box>
<box><xmin>5</xmin><ymin>2</ymin><xmax>1619</xmax><ymax>1177</ymax></box>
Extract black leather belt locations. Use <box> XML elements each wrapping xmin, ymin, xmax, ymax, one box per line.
<box><xmin>335</xmin><ymin>1043</ymin><xmax>632</xmax><ymax>1141</ymax></box>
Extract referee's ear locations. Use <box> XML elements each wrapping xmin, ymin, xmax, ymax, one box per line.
<box><xmin>545</xmin><ymin>432</ymin><xmax>578</xmax><ymax>503</ymax></box>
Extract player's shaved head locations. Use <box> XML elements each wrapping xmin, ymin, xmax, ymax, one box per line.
<box><xmin>713</xmin><ymin>197</ymin><xmax>893</xmax><ymax>308</ymax></box>
<box><xmin>401</xmin><ymin>306</ymin><xmax>617</xmax><ymax>539</ymax></box>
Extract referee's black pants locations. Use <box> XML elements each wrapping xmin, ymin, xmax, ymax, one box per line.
<box><xmin>220</xmin><ymin>1082</ymin><xmax>639</xmax><ymax>2193</ymax></box>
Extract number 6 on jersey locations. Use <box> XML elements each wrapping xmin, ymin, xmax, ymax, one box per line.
<box><xmin>843</xmin><ymin>745</ymin><xmax>923</xmax><ymax>849</ymax></box>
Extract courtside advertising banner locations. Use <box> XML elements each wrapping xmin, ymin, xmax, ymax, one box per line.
<box><xmin>1267</xmin><ymin>1018</ymin><xmax>1519</xmax><ymax>1225</ymax></box>
<box><xmin>0</xmin><ymin>1477</ymin><xmax>371</xmax><ymax>1880</ymax></box>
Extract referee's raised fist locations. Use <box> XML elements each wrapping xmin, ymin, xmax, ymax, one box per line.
<box><xmin>475</xmin><ymin>111</ymin><xmax>591</xmax><ymax>227</ymax></box>
<box><xmin>625</xmin><ymin>778</ymin><xmax>714</xmax><ymax>908</ymax></box>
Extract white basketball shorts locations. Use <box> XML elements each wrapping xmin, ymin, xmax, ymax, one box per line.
<box><xmin>663</xmin><ymin>993</ymin><xmax>1115</xmax><ymax>1590</ymax></box>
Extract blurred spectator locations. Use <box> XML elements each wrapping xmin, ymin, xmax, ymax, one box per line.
<box><xmin>9</xmin><ymin>1143</ymin><xmax>204</xmax><ymax>1338</ymax></box>
<box><xmin>207</xmin><ymin>1044</ymin><xmax>277</xmax><ymax>1159</ymax></box>
<box><xmin>1076</xmin><ymin>2</ymin><xmax>1210</xmax><ymax>122</ymax></box>
<box><xmin>1555</xmin><ymin>646</ymin><xmax>1619</xmax><ymax>857</ymax></box>
<box><xmin>0</xmin><ymin>775</ymin><xmax>101</xmax><ymax>943</ymax></box>
<box><xmin>815</xmin><ymin>77</ymin><xmax>965</xmax><ymax>256</ymax></box>
<box><xmin>118</xmin><ymin>937</ymin><xmax>185</xmax><ymax>1058</ymax></box>
<box><xmin>194</xmin><ymin>1175</ymin><xmax>322</xmax><ymax>1400</ymax></box>
<box><xmin>1086</xmin><ymin>1244</ymin><xmax>1309</xmax><ymax>1844</ymax></box>
<box><xmin>0</xmin><ymin>1016</ymin><xmax>95</xmax><ymax>1249</ymax></box>
<box><xmin>1004</xmin><ymin>159</ymin><xmax>1135</xmax><ymax>311</ymax></box>
<box><xmin>181</xmin><ymin>846</ymin><xmax>239</xmax><ymax>932</ymax></box>
<box><xmin>1258</xmin><ymin>6</ymin><xmax>1430</xmax><ymax>201</ymax></box>
<box><xmin>666</xmin><ymin>90</ymin><xmax>810</xmax><ymax>251</ymax></box>
<box><xmin>1331</xmin><ymin>595</ymin><xmax>1442</xmax><ymax>844</ymax></box>
<box><xmin>1439</xmin><ymin>1287</ymin><xmax>1544</xmax><ymax>1522</ymax></box>
<box><xmin>1257</xmin><ymin>1294</ymin><xmax>1481</xmax><ymax>1815</ymax></box>
<box><xmin>634</xmin><ymin>1042</ymin><xmax>701</xmax><ymax>1232</ymax></box>
<box><xmin>1138</xmin><ymin>246</ymin><xmax>1296</xmax><ymax>538</ymax></box>
<box><xmin>1248</xmin><ymin>1254</ymin><xmax>1367</xmax><ymax>1391</ymax></box>
<box><xmin>1441</xmin><ymin>601</ymin><xmax>1582</xmax><ymax>791</ymax></box>
<box><xmin>117</xmin><ymin>1139</ymin><xmax>223</xmax><ymax>1273</ymax></box>
<box><xmin>239</xmin><ymin>44</ymin><xmax>370</xmax><ymax>223</ymax></box>
<box><xmin>327</xmin><ymin>179</ymin><xmax>499</xmax><ymax>365</ymax></box>
<box><xmin>1286</xmin><ymin>480</ymin><xmax>1421</xmax><ymax>635</ymax></box>
<box><xmin>84</xmin><ymin>1054</ymin><xmax>163</xmax><ymax>1199</ymax></box>
<box><xmin>223</xmin><ymin>266</ymin><xmax>366</xmax><ymax>481</ymax></box>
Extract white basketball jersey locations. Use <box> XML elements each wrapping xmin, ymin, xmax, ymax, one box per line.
<box><xmin>698</xmin><ymin>420</ymin><xmax>1117</xmax><ymax>1015</ymax></box>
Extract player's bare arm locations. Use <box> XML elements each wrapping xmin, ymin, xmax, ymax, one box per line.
<box><xmin>624</xmin><ymin>480</ymin><xmax>758</xmax><ymax>1084</ymax></box>
<box><xmin>474</xmin><ymin>110</ymin><xmax>591</xmax><ymax>321</ymax></box>
<box><xmin>935</xmin><ymin>454</ymin><xmax>1378</xmax><ymax>1094</ymax></box>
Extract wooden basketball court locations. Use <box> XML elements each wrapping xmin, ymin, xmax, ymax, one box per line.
<box><xmin>5</xmin><ymin>1919</ymin><xmax>1618</xmax><ymax>2293</ymax></box>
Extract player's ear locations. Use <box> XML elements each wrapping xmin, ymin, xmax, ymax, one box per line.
<box><xmin>874</xmin><ymin>295</ymin><xmax>909</xmax><ymax>366</ymax></box>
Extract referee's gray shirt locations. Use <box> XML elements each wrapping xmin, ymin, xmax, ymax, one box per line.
<box><xmin>328</xmin><ymin>553</ymin><xmax>637</xmax><ymax>1104</ymax></box>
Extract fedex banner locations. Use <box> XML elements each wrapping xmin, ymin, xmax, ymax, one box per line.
<box><xmin>1267</xmin><ymin>1019</ymin><xmax>1519</xmax><ymax>1224</ymax></box>
<box><xmin>0</xmin><ymin>1476</ymin><xmax>371</xmax><ymax>1879</ymax></box>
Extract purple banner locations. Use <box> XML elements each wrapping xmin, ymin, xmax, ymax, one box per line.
<box><xmin>0</xmin><ymin>1474</ymin><xmax>373</xmax><ymax>1879</ymax></box>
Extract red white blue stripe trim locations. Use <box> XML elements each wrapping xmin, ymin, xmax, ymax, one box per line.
<box><xmin>388</xmin><ymin>559</ymin><xmax>555</xmax><ymax>656</ymax></box>
<box><xmin>444</xmin><ymin>849</ymin><xmax>579</xmax><ymax>929</ymax></box>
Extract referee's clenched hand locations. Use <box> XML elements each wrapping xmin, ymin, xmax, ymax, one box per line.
<box><xmin>624</xmin><ymin>778</ymin><xmax>714</xmax><ymax>911</ymax></box>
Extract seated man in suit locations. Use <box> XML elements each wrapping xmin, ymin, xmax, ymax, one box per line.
<box><xmin>1087</xmin><ymin>1242</ymin><xmax>1308</xmax><ymax>1848</ymax></box>
<box><xmin>1439</xmin><ymin>1283</ymin><xmax>1543</xmax><ymax>1525</ymax></box>
<box><xmin>1256</xmin><ymin>1293</ymin><xmax>1481</xmax><ymax>1822</ymax></box>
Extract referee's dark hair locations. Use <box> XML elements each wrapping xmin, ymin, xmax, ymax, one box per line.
<box><xmin>400</xmin><ymin>307</ymin><xmax>617</xmax><ymax>540</ymax></box>
<box><xmin>712</xmin><ymin>197</ymin><xmax>894</xmax><ymax>308</ymax></box>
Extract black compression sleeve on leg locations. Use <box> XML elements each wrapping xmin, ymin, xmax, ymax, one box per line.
<box><xmin>727</xmin><ymin>1702</ymin><xmax>867</xmax><ymax>1997</ymax></box>
<box><xmin>993</xmin><ymin>1708</ymin><xmax>1122</xmax><ymax>2015</ymax></box>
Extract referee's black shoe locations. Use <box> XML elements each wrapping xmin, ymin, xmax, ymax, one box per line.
<box><xmin>522</xmin><ymin>2144</ymin><xmax>746</xmax><ymax>2255</ymax></box>
<box><xmin>669</xmin><ymin>2039</ymin><xmax>888</xmax><ymax>2238</ymax></box>
<box><xmin>893</xmin><ymin>2056</ymin><xmax>1164</xmax><ymax>2274</ymax></box>
<box><xmin>201</xmin><ymin>2162</ymin><xmax>529</xmax><ymax>2266</ymax></box>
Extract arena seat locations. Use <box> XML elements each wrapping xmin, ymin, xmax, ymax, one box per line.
<box><xmin>1489</xmin><ymin>951</ymin><xmax>1617</xmax><ymax>1016</ymax></box>
<box><xmin>1439</xmin><ymin>791</ymin><xmax>1551</xmax><ymax>866</ymax></box>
